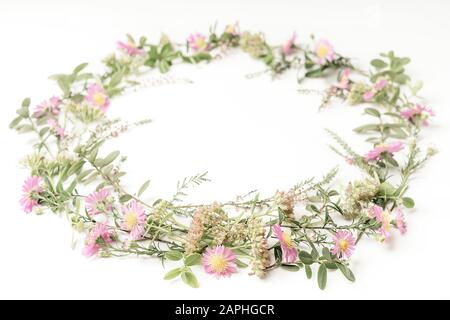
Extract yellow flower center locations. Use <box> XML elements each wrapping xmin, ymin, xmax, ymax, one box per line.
<box><xmin>195</xmin><ymin>38</ymin><xmax>206</xmax><ymax>49</ymax></box>
<box><xmin>209</xmin><ymin>254</ymin><xmax>227</xmax><ymax>273</ymax></box>
<box><xmin>317</xmin><ymin>44</ymin><xmax>329</xmax><ymax>59</ymax></box>
<box><xmin>125</xmin><ymin>212</ymin><xmax>138</xmax><ymax>229</ymax></box>
<box><xmin>282</xmin><ymin>232</ymin><xmax>294</xmax><ymax>248</ymax></box>
<box><xmin>225</xmin><ymin>25</ymin><xmax>235</xmax><ymax>34</ymax></box>
<box><xmin>339</xmin><ymin>239</ymin><xmax>349</xmax><ymax>251</ymax></box>
<box><xmin>93</xmin><ymin>93</ymin><xmax>105</xmax><ymax>106</ymax></box>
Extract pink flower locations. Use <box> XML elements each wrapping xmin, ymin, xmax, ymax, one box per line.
<box><xmin>337</xmin><ymin>68</ymin><xmax>351</xmax><ymax>90</ymax></box>
<box><xmin>273</xmin><ymin>224</ymin><xmax>298</xmax><ymax>263</ymax></box>
<box><xmin>363</xmin><ymin>79</ymin><xmax>387</xmax><ymax>101</ymax></box>
<box><xmin>395</xmin><ymin>208</ymin><xmax>407</xmax><ymax>235</ymax></box>
<box><xmin>315</xmin><ymin>39</ymin><xmax>335</xmax><ymax>65</ymax></box>
<box><xmin>368</xmin><ymin>205</ymin><xmax>392</xmax><ymax>240</ymax></box>
<box><xmin>33</xmin><ymin>96</ymin><xmax>61</xmax><ymax>118</ymax></box>
<box><xmin>20</xmin><ymin>176</ymin><xmax>43</xmax><ymax>213</ymax></box>
<box><xmin>202</xmin><ymin>245</ymin><xmax>237</xmax><ymax>278</ymax></box>
<box><xmin>331</xmin><ymin>230</ymin><xmax>356</xmax><ymax>260</ymax></box>
<box><xmin>400</xmin><ymin>104</ymin><xmax>435</xmax><ymax>126</ymax></box>
<box><xmin>117</xmin><ymin>41</ymin><xmax>146</xmax><ymax>56</ymax></box>
<box><xmin>365</xmin><ymin>141</ymin><xmax>404</xmax><ymax>162</ymax></box>
<box><xmin>121</xmin><ymin>200</ymin><xmax>147</xmax><ymax>240</ymax></box>
<box><xmin>83</xmin><ymin>223</ymin><xmax>113</xmax><ymax>257</ymax></box>
<box><xmin>187</xmin><ymin>33</ymin><xmax>208</xmax><ymax>52</ymax></box>
<box><xmin>85</xmin><ymin>84</ymin><xmax>110</xmax><ymax>113</ymax></box>
<box><xmin>85</xmin><ymin>188</ymin><xmax>112</xmax><ymax>216</ymax></box>
<box><xmin>282</xmin><ymin>32</ymin><xmax>297</xmax><ymax>55</ymax></box>
<box><xmin>47</xmin><ymin>118</ymin><xmax>65</xmax><ymax>139</ymax></box>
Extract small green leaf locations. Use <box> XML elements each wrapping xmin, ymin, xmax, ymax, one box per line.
<box><xmin>364</xmin><ymin>108</ymin><xmax>381</xmax><ymax>118</ymax></box>
<box><xmin>158</xmin><ymin>60</ymin><xmax>170</xmax><ymax>73</ymax></box>
<box><xmin>119</xmin><ymin>194</ymin><xmax>132</xmax><ymax>203</ymax></box>
<box><xmin>305</xmin><ymin>265</ymin><xmax>312</xmax><ymax>279</ymax></box>
<box><xmin>165</xmin><ymin>250</ymin><xmax>183</xmax><ymax>261</ymax></box>
<box><xmin>16</xmin><ymin>107</ymin><xmax>29</xmax><ymax>118</ymax></box>
<box><xmin>181</xmin><ymin>271</ymin><xmax>199</xmax><ymax>288</ymax></box>
<box><xmin>73</xmin><ymin>63</ymin><xmax>89</xmax><ymax>74</ymax></box>
<box><xmin>318</xmin><ymin>263</ymin><xmax>328</xmax><ymax>290</ymax></box>
<box><xmin>22</xmin><ymin>97</ymin><xmax>31</xmax><ymax>108</ymax></box>
<box><xmin>164</xmin><ymin>268</ymin><xmax>182</xmax><ymax>280</ymax></box>
<box><xmin>337</xmin><ymin>263</ymin><xmax>356</xmax><ymax>282</ymax></box>
<box><xmin>281</xmin><ymin>264</ymin><xmax>300</xmax><ymax>272</ymax></box>
<box><xmin>371</xmin><ymin>59</ymin><xmax>388</xmax><ymax>69</ymax></box>
<box><xmin>402</xmin><ymin>197</ymin><xmax>415</xmax><ymax>208</ymax></box>
<box><xmin>9</xmin><ymin>116</ymin><xmax>23</xmax><ymax>129</ymax></box>
<box><xmin>101</xmin><ymin>151</ymin><xmax>120</xmax><ymax>167</ymax></box>
<box><xmin>137</xmin><ymin>180</ymin><xmax>151</xmax><ymax>197</ymax></box>
<box><xmin>299</xmin><ymin>251</ymin><xmax>314</xmax><ymax>265</ymax></box>
<box><xmin>184</xmin><ymin>253</ymin><xmax>202</xmax><ymax>266</ymax></box>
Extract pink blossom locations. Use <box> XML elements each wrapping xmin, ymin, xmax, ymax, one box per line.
<box><xmin>47</xmin><ymin>118</ymin><xmax>65</xmax><ymax>139</ymax></box>
<box><xmin>187</xmin><ymin>33</ymin><xmax>208</xmax><ymax>52</ymax></box>
<box><xmin>331</xmin><ymin>230</ymin><xmax>356</xmax><ymax>260</ymax></box>
<box><xmin>395</xmin><ymin>208</ymin><xmax>407</xmax><ymax>235</ymax></box>
<box><xmin>315</xmin><ymin>39</ymin><xmax>335</xmax><ymax>65</ymax></box>
<box><xmin>33</xmin><ymin>96</ymin><xmax>61</xmax><ymax>118</ymax></box>
<box><xmin>400</xmin><ymin>104</ymin><xmax>435</xmax><ymax>126</ymax></box>
<box><xmin>273</xmin><ymin>224</ymin><xmax>298</xmax><ymax>263</ymax></box>
<box><xmin>363</xmin><ymin>79</ymin><xmax>388</xmax><ymax>102</ymax></box>
<box><xmin>85</xmin><ymin>84</ymin><xmax>110</xmax><ymax>113</ymax></box>
<box><xmin>85</xmin><ymin>188</ymin><xmax>112</xmax><ymax>216</ymax></box>
<box><xmin>282</xmin><ymin>32</ymin><xmax>297</xmax><ymax>55</ymax></box>
<box><xmin>368</xmin><ymin>205</ymin><xmax>392</xmax><ymax>240</ymax></box>
<box><xmin>368</xmin><ymin>204</ymin><xmax>384</xmax><ymax>221</ymax></box>
<box><xmin>121</xmin><ymin>200</ymin><xmax>147</xmax><ymax>240</ymax></box>
<box><xmin>202</xmin><ymin>245</ymin><xmax>237</xmax><ymax>278</ymax></box>
<box><xmin>337</xmin><ymin>68</ymin><xmax>351</xmax><ymax>90</ymax></box>
<box><xmin>83</xmin><ymin>223</ymin><xmax>113</xmax><ymax>257</ymax></box>
<box><xmin>117</xmin><ymin>41</ymin><xmax>146</xmax><ymax>56</ymax></box>
<box><xmin>365</xmin><ymin>141</ymin><xmax>404</xmax><ymax>162</ymax></box>
<box><xmin>20</xmin><ymin>176</ymin><xmax>43</xmax><ymax>213</ymax></box>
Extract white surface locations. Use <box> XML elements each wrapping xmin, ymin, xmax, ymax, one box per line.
<box><xmin>0</xmin><ymin>0</ymin><xmax>449</xmax><ymax>299</ymax></box>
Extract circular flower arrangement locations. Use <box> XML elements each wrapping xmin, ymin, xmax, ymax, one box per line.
<box><xmin>11</xmin><ymin>24</ymin><xmax>436</xmax><ymax>289</ymax></box>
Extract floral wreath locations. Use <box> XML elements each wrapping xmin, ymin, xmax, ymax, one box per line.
<box><xmin>11</xmin><ymin>23</ymin><xmax>436</xmax><ymax>289</ymax></box>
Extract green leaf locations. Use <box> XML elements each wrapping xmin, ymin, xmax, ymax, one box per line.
<box><xmin>281</xmin><ymin>264</ymin><xmax>300</xmax><ymax>272</ymax></box>
<box><xmin>101</xmin><ymin>151</ymin><xmax>120</xmax><ymax>167</ymax></box>
<box><xmin>9</xmin><ymin>116</ymin><xmax>23</xmax><ymax>129</ymax></box>
<box><xmin>163</xmin><ymin>268</ymin><xmax>182</xmax><ymax>280</ymax></box>
<box><xmin>402</xmin><ymin>197</ymin><xmax>415</xmax><ymax>208</ymax></box>
<box><xmin>371</xmin><ymin>59</ymin><xmax>388</xmax><ymax>69</ymax></box>
<box><xmin>305</xmin><ymin>68</ymin><xmax>324</xmax><ymax>78</ymax></box>
<box><xmin>337</xmin><ymin>263</ymin><xmax>355</xmax><ymax>282</ymax></box>
<box><xmin>305</xmin><ymin>265</ymin><xmax>312</xmax><ymax>279</ymax></box>
<box><xmin>73</xmin><ymin>63</ymin><xmax>89</xmax><ymax>74</ymax></box>
<box><xmin>21</xmin><ymin>97</ymin><xmax>31</xmax><ymax>108</ymax></box>
<box><xmin>299</xmin><ymin>251</ymin><xmax>314</xmax><ymax>265</ymax></box>
<box><xmin>364</xmin><ymin>108</ymin><xmax>381</xmax><ymax>118</ymax></box>
<box><xmin>353</xmin><ymin>124</ymin><xmax>380</xmax><ymax>133</ymax></box>
<box><xmin>236</xmin><ymin>259</ymin><xmax>248</xmax><ymax>268</ymax></box>
<box><xmin>184</xmin><ymin>253</ymin><xmax>202</xmax><ymax>266</ymax></box>
<box><xmin>16</xmin><ymin>107</ymin><xmax>29</xmax><ymax>118</ymax></box>
<box><xmin>137</xmin><ymin>180</ymin><xmax>151</xmax><ymax>197</ymax></box>
<box><xmin>158</xmin><ymin>60</ymin><xmax>170</xmax><ymax>73</ymax></box>
<box><xmin>181</xmin><ymin>271</ymin><xmax>199</xmax><ymax>288</ymax></box>
<box><xmin>119</xmin><ymin>194</ymin><xmax>132</xmax><ymax>203</ymax></box>
<box><xmin>165</xmin><ymin>250</ymin><xmax>183</xmax><ymax>261</ymax></box>
<box><xmin>318</xmin><ymin>263</ymin><xmax>328</xmax><ymax>290</ymax></box>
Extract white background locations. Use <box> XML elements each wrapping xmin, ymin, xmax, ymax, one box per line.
<box><xmin>0</xmin><ymin>0</ymin><xmax>449</xmax><ymax>299</ymax></box>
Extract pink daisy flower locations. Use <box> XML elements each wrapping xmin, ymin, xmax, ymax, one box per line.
<box><xmin>117</xmin><ymin>41</ymin><xmax>146</xmax><ymax>56</ymax></box>
<box><xmin>337</xmin><ymin>68</ymin><xmax>351</xmax><ymax>90</ymax></box>
<box><xmin>82</xmin><ymin>223</ymin><xmax>113</xmax><ymax>257</ymax></box>
<box><xmin>315</xmin><ymin>39</ymin><xmax>335</xmax><ymax>65</ymax></box>
<box><xmin>33</xmin><ymin>96</ymin><xmax>61</xmax><ymax>118</ymax></box>
<box><xmin>368</xmin><ymin>204</ymin><xmax>384</xmax><ymax>221</ymax></box>
<box><xmin>202</xmin><ymin>245</ymin><xmax>237</xmax><ymax>278</ymax></box>
<box><xmin>47</xmin><ymin>118</ymin><xmax>65</xmax><ymax>139</ymax></box>
<box><xmin>273</xmin><ymin>224</ymin><xmax>298</xmax><ymax>263</ymax></box>
<box><xmin>365</xmin><ymin>141</ymin><xmax>404</xmax><ymax>162</ymax></box>
<box><xmin>20</xmin><ymin>176</ymin><xmax>43</xmax><ymax>213</ymax></box>
<box><xmin>121</xmin><ymin>200</ymin><xmax>147</xmax><ymax>240</ymax></box>
<box><xmin>85</xmin><ymin>84</ymin><xmax>110</xmax><ymax>113</ymax></box>
<box><xmin>282</xmin><ymin>32</ymin><xmax>297</xmax><ymax>55</ymax></box>
<box><xmin>400</xmin><ymin>104</ymin><xmax>435</xmax><ymax>126</ymax></box>
<box><xmin>85</xmin><ymin>188</ymin><xmax>112</xmax><ymax>216</ymax></box>
<box><xmin>368</xmin><ymin>205</ymin><xmax>392</xmax><ymax>240</ymax></box>
<box><xmin>331</xmin><ymin>230</ymin><xmax>356</xmax><ymax>260</ymax></box>
<box><xmin>395</xmin><ymin>208</ymin><xmax>407</xmax><ymax>235</ymax></box>
<box><xmin>363</xmin><ymin>79</ymin><xmax>387</xmax><ymax>101</ymax></box>
<box><xmin>187</xmin><ymin>33</ymin><xmax>208</xmax><ymax>52</ymax></box>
